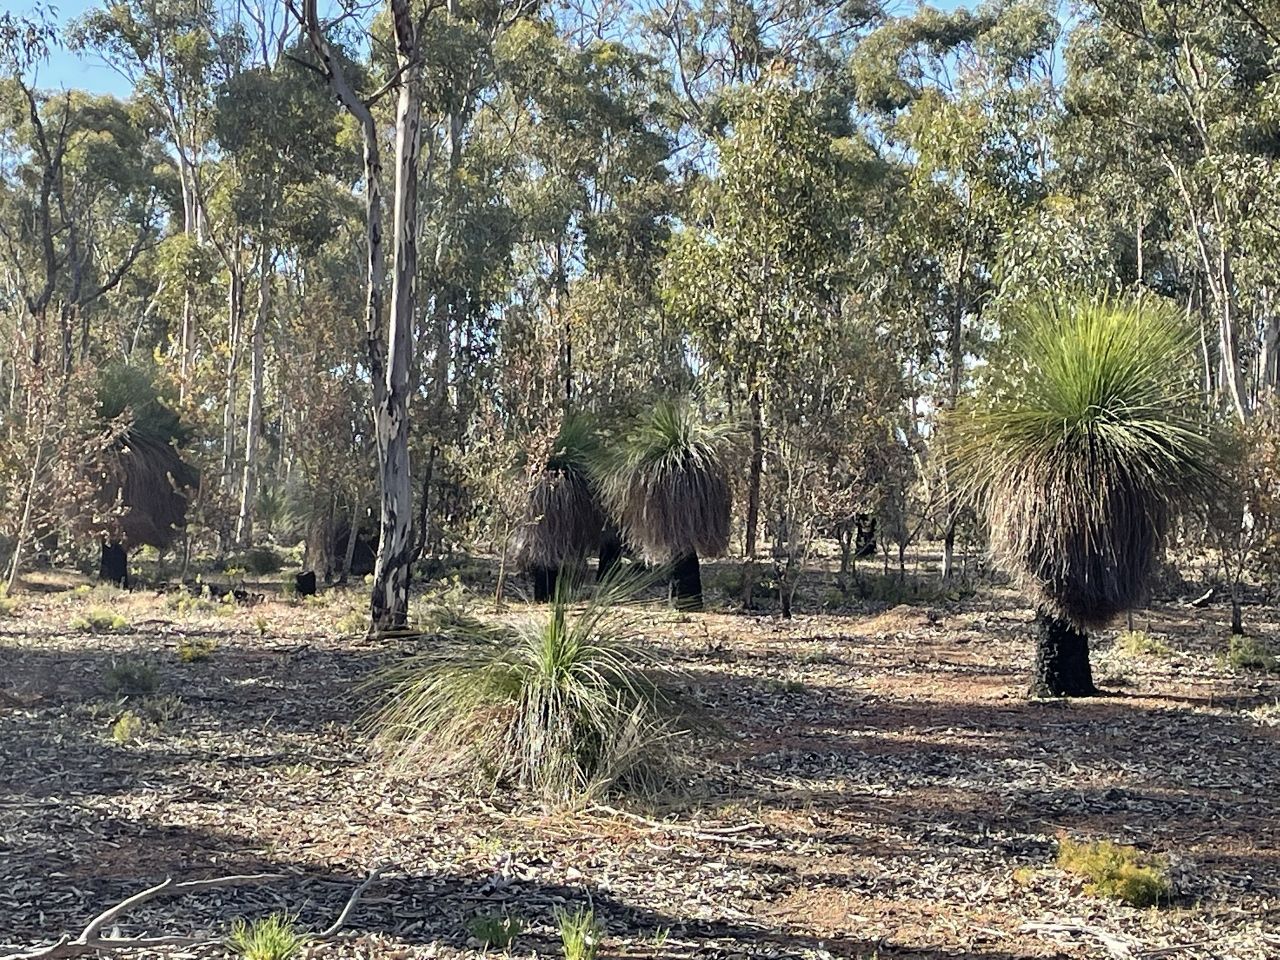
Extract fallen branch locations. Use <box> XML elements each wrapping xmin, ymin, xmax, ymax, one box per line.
<box><xmin>0</xmin><ymin>866</ymin><xmax>384</xmax><ymax>960</ymax></box>
<box><xmin>1021</xmin><ymin>921</ymin><xmax>1139</xmax><ymax>959</ymax></box>
<box><xmin>589</xmin><ymin>804</ymin><xmax>777</xmax><ymax>848</ymax></box>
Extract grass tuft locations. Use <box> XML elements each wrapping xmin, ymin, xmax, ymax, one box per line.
<box><xmin>104</xmin><ymin>658</ymin><xmax>158</xmax><ymax>696</ymax></box>
<box><xmin>1115</xmin><ymin>630</ymin><xmax>1171</xmax><ymax>658</ymax></box>
<box><xmin>110</xmin><ymin>709</ymin><xmax>149</xmax><ymax>744</ymax></box>
<box><xmin>1225</xmin><ymin>635</ymin><xmax>1277</xmax><ymax>672</ymax></box>
<box><xmin>227</xmin><ymin>913</ymin><xmax>309</xmax><ymax>960</ymax></box>
<box><xmin>72</xmin><ymin>608</ymin><xmax>129</xmax><ymax>632</ymax></box>
<box><xmin>556</xmin><ymin>905</ymin><xmax>605</xmax><ymax>960</ymax></box>
<box><xmin>465</xmin><ymin>912</ymin><xmax>523</xmax><ymax>950</ymax></box>
<box><xmin>369</xmin><ymin>574</ymin><xmax>689</xmax><ymax>802</ymax></box>
<box><xmin>176</xmin><ymin>637</ymin><xmax>218</xmax><ymax>663</ymax></box>
<box><xmin>1056</xmin><ymin>837</ymin><xmax>1171</xmax><ymax>907</ymax></box>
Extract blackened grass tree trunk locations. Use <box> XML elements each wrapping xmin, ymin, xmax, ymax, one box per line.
<box><xmin>293</xmin><ymin>0</ymin><xmax>429</xmax><ymax>635</ymax></box>
<box><xmin>1030</xmin><ymin>611</ymin><xmax>1097</xmax><ymax>698</ymax></box>
<box><xmin>100</xmin><ymin>542</ymin><xmax>129</xmax><ymax>588</ymax></box>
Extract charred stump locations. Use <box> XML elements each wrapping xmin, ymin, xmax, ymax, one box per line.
<box><xmin>99</xmin><ymin>542</ymin><xmax>129</xmax><ymax>588</ymax></box>
<box><xmin>670</xmin><ymin>551</ymin><xmax>703</xmax><ymax>611</ymax></box>
<box><xmin>1030</xmin><ymin>610</ymin><xmax>1098</xmax><ymax>697</ymax></box>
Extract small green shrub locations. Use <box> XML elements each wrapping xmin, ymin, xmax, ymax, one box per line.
<box><xmin>0</xmin><ymin>587</ymin><xmax>16</xmax><ymax>616</ymax></box>
<box><xmin>104</xmin><ymin>658</ymin><xmax>158</xmax><ymax>696</ymax></box>
<box><xmin>232</xmin><ymin>547</ymin><xmax>284</xmax><ymax>575</ymax></box>
<box><xmin>176</xmin><ymin>637</ymin><xmax>218</xmax><ymax>663</ymax></box>
<box><xmin>556</xmin><ymin>906</ymin><xmax>604</xmax><ymax>960</ymax></box>
<box><xmin>466</xmin><ymin>912</ymin><xmax>522</xmax><ymax>950</ymax></box>
<box><xmin>1225</xmin><ymin>636</ymin><xmax>1277</xmax><ymax>672</ymax></box>
<box><xmin>1056</xmin><ymin>837</ymin><xmax>1171</xmax><ymax>907</ymax></box>
<box><xmin>254</xmin><ymin>614</ymin><xmax>269</xmax><ymax>638</ymax></box>
<box><xmin>111</xmin><ymin>710</ymin><xmax>149</xmax><ymax>744</ymax></box>
<box><xmin>227</xmin><ymin>913</ymin><xmax>309</xmax><ymax>960</ymax></box>
<box><xmin>72</xmin><ymin>608</ymin><xmax>129</xmax><ymax>632</ymax></box>
<box><xmin>1115</xmin><ymin>630</ymin><xmax>1171</xmax><ymax>658</ymax></box>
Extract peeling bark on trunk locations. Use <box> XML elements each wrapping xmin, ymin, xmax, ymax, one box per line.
<box><xmin>295</xmin><ymin>0</ymin><xmax>422</xmax><ymax>635</ymax></box>
<box><xmin>1030</xmin><ymin>611</ymin><xmax>1097</xmax><ymax>698</ymax></box>
<box><xmin>369</xmin><ymin>1</ymin><xmax>422</xmax><ymax>636</ymax></box>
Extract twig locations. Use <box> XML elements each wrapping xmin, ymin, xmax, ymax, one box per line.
<box><xmin>317</xmin><ymin>865</ymin><xmax>383</xmax><ymax>938</ymax></box>
<box><xmin>589</xmin><ymin>804</ymin><xmax>776</xmax><ymax>847</ymax></box>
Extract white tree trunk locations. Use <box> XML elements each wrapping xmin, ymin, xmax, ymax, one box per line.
<box><xmin>370</xmin><ymin>2</ymin><xmax>421</xmax><ymax>634</ymax></box>
<box><xmin>236</xmin><ymin>242</ymin><xmax>271</xmax><ymax>547</ymax></box>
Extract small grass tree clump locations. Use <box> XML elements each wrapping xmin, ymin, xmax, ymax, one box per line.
<box><xmin>370</xmin><ymin>575</ymin><xmax>687</xmax><ymax>803</ymax></box>
<box><xmin>1057</xmin><ymin>837</ymin><xmax>1172</xmax><ymax>907</ymax></box>
<box><xmin>556</xmin><ymin>905</ymin><xmax>605</xmax><ymax>960</ymax></box>
<box><xmin>227</xmin><ymin>913</ymin><xmax>309</xmax><ymax>960</ymax></box>
<box><xmin>604</xmin><ymin>399</ymin><xmax>733</xmax><ymax>610</ymax></box>
<box><xmin>516</xmin><ymin>414</ymin><xmax>606</xmax><ymax>602</ymax></box>
<box><xmin>950</xmin><ymin>298</ymin><xmax>1218</xmax><ymax>697</ymax></box>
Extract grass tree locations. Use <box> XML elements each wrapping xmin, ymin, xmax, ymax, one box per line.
<box><xmin>605</xmin><ymin>400</ymin><xmax>732</xmax><ymax>610</ymax></box>
<box><xmin>516</xmin><ymin>415</ymin><xmax>604</xmax><ymax>602</ymax></box>
<box><xmin>951</xmin><ymin>298</ymin><xmax>1217</xmax><ymax>697</ymax></box>
<box><xmin>370</xmin><ymin>575</ymin><xmax>686</xmax><ymax>802</ymax></box>
<box><xmin>95</xmin><ymin>364</ymin><xmax>197</xmax><ymax>587</ymax></box>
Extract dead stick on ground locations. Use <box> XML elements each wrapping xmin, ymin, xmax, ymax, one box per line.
<box><xmin>590</xmin><ymin>804</ymin><xmax>769</xmax><ymax>838</ymax></box>
<box><xmin>1020</xmin><ymin>921</ymin><xmax>1138</xmax><ymax>959</ymax></box>
<box><xmin>0</xmin><ymin>866</ymin><xmax>383</xmax><ymax>960</ymax></box>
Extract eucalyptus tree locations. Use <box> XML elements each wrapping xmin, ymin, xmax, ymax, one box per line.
<box><xmin>73</xmin><ymin>0</ymin><xmax>245</xmax><ymax>398</ymax></box>
<box><xmin>1078</xmin><ymin>0</ymin><xmax>1280</xmax><ymax>420</ymax></box>
<box><xmin>851</xmin><ymin>0</ymin><xmax>1059</xmax><ymax>577</ymax></box>
<box><xmin>662</xmin><ymin>76</ymin><xmax>874</xmax><ymax>605</ymax></box>
<box><xmin>290</xmin><ymin>0</ymin><xmax>429</xmax><ymax>633</ymax></box>
<box><xmin>214</xmin><ymin>50</ymin><xmax>349</xmax><ymax>547</ymax></box>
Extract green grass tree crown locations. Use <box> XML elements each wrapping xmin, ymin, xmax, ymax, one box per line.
<box><xmin>602</xmin><ymin>398</ymin><xmax>734</xmax><ymax>564</ymax></box>
<box><xmin>949</xmin><ymin>296</ymin><xmax>1219</xmax><ymax>628</ymax></box>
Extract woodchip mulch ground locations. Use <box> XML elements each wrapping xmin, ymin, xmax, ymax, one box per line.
<box><xmin>2</xmin><ymin>575</ymin><xmax>1279</xmax><ymax>959</ymax></box>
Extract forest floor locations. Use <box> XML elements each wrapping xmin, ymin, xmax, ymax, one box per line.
<box><xmin>2</xmin><ymin>566</ymin><xmax>1279</xmax><ymax>960</ymax></box>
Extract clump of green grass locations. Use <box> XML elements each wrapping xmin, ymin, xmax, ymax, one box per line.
<box><xmin>227</xmin><ymin>913</ymin><xmax>309</xmax><ymax>960</ymax></box>
<box><xmin>176</xmin><ymin>637</ymin><xmax>218</xmax><ymax>663</ymax></box>
<box><xmin>0</xmin><ymin>587</ymin><xmax>16</xmax><ymax>616</ymax></box>
<box><xmin>1115</xmin><ymin>630</ymin><xmax>1171</xmax><ymax>658</ymax></box>
<box><xmin>1056</xmin><ymin>837</ymin><xmax>1171</xmax><ymax>907</ymax></box>
<box><xmin>556</xmin><ymin>906</ymin><xmax>604</xmax><ymax>960</ymax></box>
<box><xmin>111</xmin><ymin>710</ymin><xmax>149</xmax><ymax>744</ymax></box>
<box><xmin>1225</xmin><ymin>635</ymin><xmax>1277</xmax><ymax>672</ymax></box>
<box><xmin>104</xmin><ymin>658</ymin><xmax>158</xmax><ymax>696</ymax></box>
<box><xmin>466</xmin><ymin>912</ymin><xmax>523</xmax><ymax>950</ymax></box>
<box><xmin>72</xmin><ymin>608</ymin><xmax>129</xmax><ymax>632</ymax></box>
<box><xmin>336</xmin><ymin>607</ymin><xmax>367</xmax><ymax>637</ymax></box>
<box><xmin>370</xmin><ymin>574</ymin><xmax>688</xmax><ymax>802</ymax></box>
<box><xmin>142</xmin><ymin>693</ymin><xmax>183</xmax><ymax>723</ymax></box>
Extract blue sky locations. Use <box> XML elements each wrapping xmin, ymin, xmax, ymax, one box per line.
<box><xmin>16</xmin><ymin>0</ymin><xmax>972</xmax><ymax>97</ymax></box>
